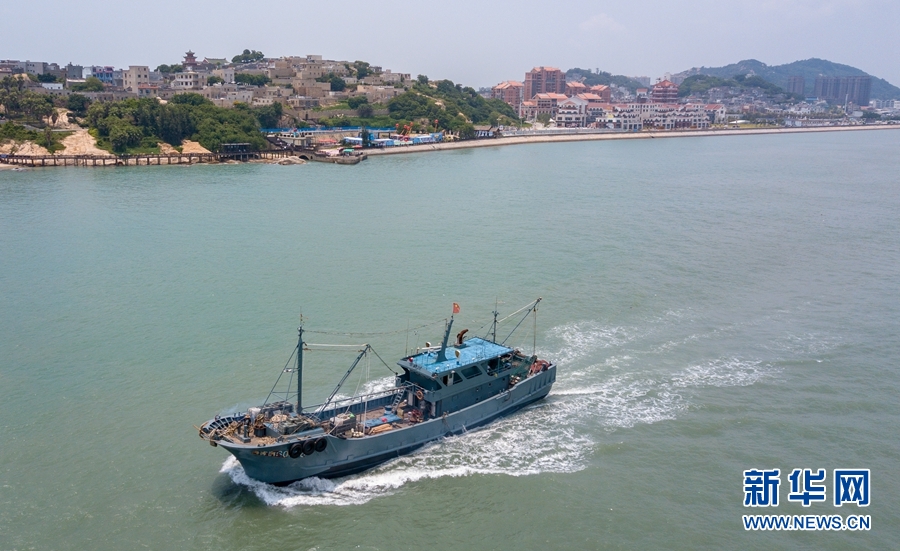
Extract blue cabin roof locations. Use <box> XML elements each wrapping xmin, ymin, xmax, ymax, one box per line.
<box><xmin>404</xmin><ymin>337</ymin><xmax>513</xmax><ymax>376</ymax></box>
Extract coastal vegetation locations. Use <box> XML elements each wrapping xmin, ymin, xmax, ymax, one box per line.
<box><xmin>232</xmin><ymin>49</ymin><xmax>265</xmax><ymax>64</ymax></box>
<box><xmin>155</xmin><ymin>64</ymin><xmax>183</xmax><ymax>74</ymax></box>
<box><xmin>678</xmin><ymin>74</ymin><xmax>798</xmax><ymax>100</ymax></box>
<box><xmin>82</xmin><ymin>93</ymin><xmax>268</xmax><ymax>153</ymax></box>
<box><xmin>384</xmin><ymin>79</ymin><xmax>519</xmax><ymax>137</ymax></box>
<box><xmin>0</xmin><ymin>122</ymin><xmax>70</xmax><ymax>152</ymax></box>
<box><xmin>234</xmin><ymin>73</ymin><xmax>271</xmax><ymax>87</ymax></box>
<box><xmin>316</xmin><ymin>73</ymin><xmax>347</xmax><ymax>92</ymax></box>
<box><xmin>566</xmin><ymin>68</ymin><xmax>646</xmax><ymax>92</ymax></box>
<box><xmin>69</xmin><ymin>77</ymin><xmax>104</xmax><ymax>92</ymax></box>
<box><xmin>1</xmin><ymin>76</ymin><xmax>55</xmax><ymax>122</ymax></box>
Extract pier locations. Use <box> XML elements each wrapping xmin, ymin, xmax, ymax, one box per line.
<box><xmin>0</xmin><ymin>150</ymin><xmax>295</xmax><ymax>168</ymax></box>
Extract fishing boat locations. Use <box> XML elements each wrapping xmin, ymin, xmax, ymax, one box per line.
<box><xmin>198</xmin><ymin>299</ymin><xmax>556</xmax><ymax>485</ymax></box>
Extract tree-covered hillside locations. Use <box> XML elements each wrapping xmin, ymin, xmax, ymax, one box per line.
<box><xmin>675</xmin><ymin>58</ymin><xmax>900</xmax><ymax>100</ymax></box>
<box><xmin>678</xmin><ymin>74</ymin><xmax>798</xmax><ymax>100</ymax></box>
<box><xmin>565</xmin><ymin>68</ymin><xmax>646</xmax><ymax>92</ymax></box>
<box><xmin>83</xmin><ymin>93</ymin><xmax>274</xmax><ymax>153</ymax></box>
<box><xmin>385</xmin><ymin>79</ymin><xmax>519</xmax><ymax>137</ymax></box>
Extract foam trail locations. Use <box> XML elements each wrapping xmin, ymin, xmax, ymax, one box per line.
<box><xmin>223</xmin><ymin>315</ymin><xmax>802</xmax><ymax>508</ymax></box>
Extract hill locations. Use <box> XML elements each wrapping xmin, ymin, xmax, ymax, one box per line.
<box><xmin>565</xmin><ymin>68</ymin><xmax>646</xmax><ymax>92</ymax></box>
<box><xmin>675</xmin><ymin>58</ymin><xmax>900</xmax><ymax>100</ymax></box>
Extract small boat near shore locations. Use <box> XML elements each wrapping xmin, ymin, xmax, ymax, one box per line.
<box><xmin>198</xmin><ymin>299</ymin><xmax>555</xmax><ymax>485</ymax></box>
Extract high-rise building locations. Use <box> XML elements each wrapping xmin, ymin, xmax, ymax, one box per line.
<box><xmin>786</xmin><ymin>76</ymin><xmax>805</xmax><ymax>96</ymax></box>
<box><xmin>524</xmin><ymin>67</ymin><xmax>565</xmax><ymax>100</ymax></box>
<box><xmin>814</xmin><ymin>76</ymin><xmax>871</xmax><ymax>106</ymax></box>
<box><xmin>491</xmin><ymin>81</ymin><xmax>524</xmax><ymax>110</ymax></box>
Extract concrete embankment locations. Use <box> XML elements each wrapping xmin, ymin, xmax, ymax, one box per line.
<box><xmin>365</xmin><ymin>125</ymin><xmax>900</xmax><ymax>157</ymax></box>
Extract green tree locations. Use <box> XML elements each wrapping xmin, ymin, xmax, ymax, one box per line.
<box><xmin>108</xmin><ymin>120</ymin><xmax>143</xmax><ymax>152</ymax></box>
<box><xmin>66</xmin><ymin>94</ymin><xmax>91</xmax><ymax>115</ymax></box>
<box><xmin>536</xmin><ymin>113</ymin><xmax>552</xmax><ymax>125</ymax></box>
<box><xmin>347</xmin><ymin>96</ymin><xmax>368</xmax><ymax>109</ymax></box>
<box><xmin>70</xmin><ymin>76</ymin><xmax>104</xmax><ymax>92</ymax></box>
<box><xmin>155</xmin><ymin>64</ymin><xmax>183</xmax><ymax>74</ymax></box>
<box><xmin>329</xmin><ymin>75</ymin><xmax>346</xmax><ymax>92</ymax></box>
<box><xmin>417</xmin><ymin>74</ymin><xmax>429</xmax><ymax>85</ymax></box>
<box><xmin>234</xmin><ymin>73</ymin><xmax>270</xmax><ymax>86</ymax></box>
<box><xmin>171</xmin><ymin>92</ymin><xmax>212</xmax><ymax>107</ymax></box>
<box><xmin>232</xmin><ymin>49</ymin><xmax>265</xmax><ymax>64</ymax></box>
<box><xmin>252</xmin><ymin>102</ymin><xmax>283</xmax><ymax>128</ymax></box>
<box><xmin>353</xmin><ymin>61</ymin><xmax>371</xmax><ymax>79</ymax></box>
<box><xmin>37</xmin><ymin>73</ymin><xmax>58</xmax><ymax>83</ymax></box>
<box><xmin>207</xmin><ymin>75</ymin><xmax>224</xmax><ymax>86</ymax></box>
<box><xmin>357</xmin><ymin>104</ymin><xmax>374</xmax><ymax>118</ymax></box>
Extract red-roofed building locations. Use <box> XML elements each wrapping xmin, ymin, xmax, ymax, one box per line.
<box><xmin>565</xmin><ymin>81</ymin><xmax>586</xmax><ymax>96</ymax></box>
<box><xmin>589</xmin><ymin>84</ymin><xmax>611</xmax><ymax>103</ymax></box>
<box><xmin>524</xmin><ymin>66</ymin><xmax>565</xmax><ymax>99</ymax></box>
<box><xmin>650</xmin><ymin>79</ymin><xmax>679</xmax><ymax>103</ymax></box>
<box><xmin>705</xmin><ymin>104</ymin><xmax>726</xmax><ymax>124</ymax></box>
<box><xmin>491</xmin><ymin>80</ymin><xmax>524</xmax><ymax>111</ymax></box>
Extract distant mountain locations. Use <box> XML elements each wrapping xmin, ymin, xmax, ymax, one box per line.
<box><xmin>675</xmin><ymin>59</ymin><xmax>900</xmax><ymax>100</ymax></box>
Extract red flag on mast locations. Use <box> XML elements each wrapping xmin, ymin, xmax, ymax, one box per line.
<box><xmin>452</xmin><ymin>303</ymin><xmax>460</xmax><ymax>314</ymax></box>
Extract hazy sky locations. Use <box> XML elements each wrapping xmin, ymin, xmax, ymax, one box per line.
<box><xmin>3</xmin><ymin>0</ymin><xmax>898</xmax><ymax>88</ymax></box>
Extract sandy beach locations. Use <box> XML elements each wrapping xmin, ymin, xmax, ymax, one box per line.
<box><xmin>2</xmin><ymin>125</ymin><xmax>897</xmax><ymax>169</ymax></box>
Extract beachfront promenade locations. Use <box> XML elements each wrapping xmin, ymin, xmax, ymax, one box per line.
<box><xmin>366</xmin><ymin>124</ymin><xmax>900</xmax><ymax>156</ymax></box>
<box><xmin>3</xmin><ymin>125</ymin><xmax>898</xmax><ymax>168</ymax></box>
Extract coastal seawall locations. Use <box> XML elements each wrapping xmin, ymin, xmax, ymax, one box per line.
<box><xmin>366</xmin><ymin>125</ymin><xmax>900</xmax><ymax>157</ymax></box>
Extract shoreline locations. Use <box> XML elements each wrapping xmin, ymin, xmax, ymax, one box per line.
<box><xmin>2</xmin><ymin>125</ymin><xmax>898</xmax><ymax>169</ymax></box>
<box><xmin>365</xmin><ymin>125</ymin><xmax>900</xmax><ymax>156</ymax></box>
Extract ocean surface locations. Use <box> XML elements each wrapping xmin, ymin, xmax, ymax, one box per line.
<box><xmin>1</xmin><ymin>130</ymin><xmax>898</xmax><ymax>550</ymax></box>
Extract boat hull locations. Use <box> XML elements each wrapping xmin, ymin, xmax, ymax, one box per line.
<box><xmin>220</xmin><ymin>365</ymin><xmax>556</xmax><ymax>484</ymax></box>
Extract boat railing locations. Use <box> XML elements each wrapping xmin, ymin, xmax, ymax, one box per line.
<box><xmin>307</xmin><ymin>382</ymin><xmax>425</xmax><ymax>417</ymax></box>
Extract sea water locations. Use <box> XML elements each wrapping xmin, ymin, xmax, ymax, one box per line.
<box><xmin>1</xmin><ymin>130</ymin><xmax>898</xmax><ymax>550</ymax></box>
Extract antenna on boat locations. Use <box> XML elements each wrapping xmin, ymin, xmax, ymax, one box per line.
<box><xmin>492</xmin><ymin>298</ymin><xmax>499</xmax><ymax>343</ymax></box>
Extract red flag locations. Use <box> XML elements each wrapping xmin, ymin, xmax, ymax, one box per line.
<box><xmin>452</xmin><ymin>303</ymin><xmax>460</xmax><ymax>314</ymax></box>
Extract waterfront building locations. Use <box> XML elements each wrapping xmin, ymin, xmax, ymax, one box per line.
<box><xmin>556</xmin><ymin>96</ymin><xmax>589</xmax><ymax>127</ymax></box>
<box><xmin>650</xmin><ymin>80</ymin><xmax>679</xmax><ymax>103</ymax></box>
<box><xmin>524</xmin><ymin>66</ymin><xmax>565</xmax><ymax>99</ymax></box>
<box><xmin>564</xmin><ymin>81</ymin><xmax>587</xmax><ymax>96</ymax></box>
<box><xmin>588</xmin><ymin>85</ymin><xmax>611</xmax><ymax>103</ymax></box>
<box><xmin>491</xmin><ymin>81</ymin><xmax>524</xmax><ymax>110</ymax></box>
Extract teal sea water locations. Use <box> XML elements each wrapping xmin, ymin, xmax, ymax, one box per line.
<box><xmin>1</xmin><ymin>130</ymin><xmax>898</xmax><ymax>550</ymax></box>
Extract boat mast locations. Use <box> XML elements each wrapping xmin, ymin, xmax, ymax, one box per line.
<box><xmin>296</xmin><ymin>326</ymin><xmax>303</xmax><ymax>413</ymax></box>
<box><xmin>492</xmin><ymin>299</ymin><xmax>498</xmax><ymax>343</ymax></box>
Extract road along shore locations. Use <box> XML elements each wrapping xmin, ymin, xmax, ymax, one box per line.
<box><xmin>366</xmin><ymin>125</ymin><xmax>900</xmax><ymax>157</ymax></box>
